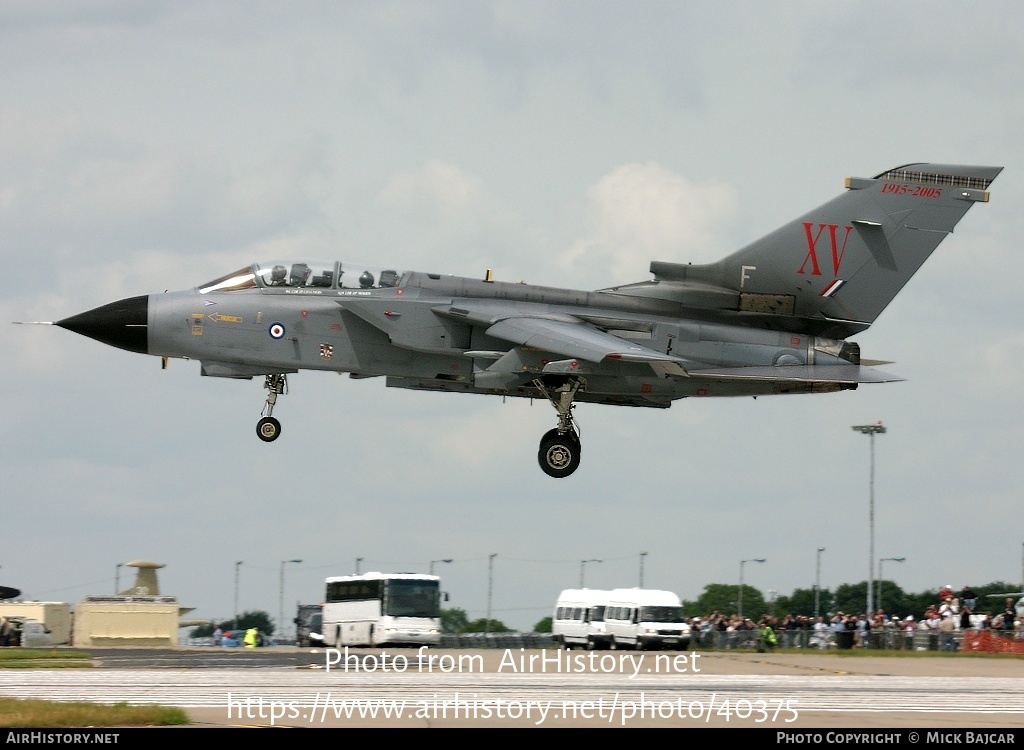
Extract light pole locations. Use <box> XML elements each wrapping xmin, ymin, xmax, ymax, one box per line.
<box><xmin>580</xmin><ymin>559</ymin><xmax>602</xmax><ymax>588</ymax></box>
<box><xmin>852</xmin><ymin>421</ymin><xmax>887</xmax><ymax>616</ymax></box>
<box><xmin>279</xmin><ymin>559</ymin><xmax>302</xmax><ymax>639</ymax></box>
<box><xmin>639</xmin><ymin>551</ymin><xmax>648</xmax><ymax>587</ymax></box>
<box><xmin>114</xmin><ymin>562</ymin><xmax>123</xmax><ymax>595</ymax></box>
<box><xmin>355</xmin><ymin>557</ymin><xmax>363</xmax><ymax>575</ymax></box>
<box><xmin>738</xmin><ymin>558</ymin><xmax>765</xmax><ymax>618</ymax></box>
<box><xmin>234</xmin><ymin>560</ymin><xmax>243</xmax><ymax>629</ymax></box>
<box><xmin>486</xmin><ymin>553</ymin><xmax>497</xmax><ymax>635</ymax></box>
<box><xmin>815</xmin><ymin>547</ymin><xmax>825</xmax><ymax>621</ymax></box>
<box><xmin>430</xmin><ymin>559</ymin><xmax>453</xmax><ymax>575</ymax></box>
<box><xmin>877</xmin><ymin>556</ymin><xmax>905</xmax><ymax>613</ymax></box>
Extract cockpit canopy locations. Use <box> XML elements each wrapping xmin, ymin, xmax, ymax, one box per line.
<box><xmin>198</xmin><ymin>260</ymin><xmax>404</xmax><ymax>294</ymax></box>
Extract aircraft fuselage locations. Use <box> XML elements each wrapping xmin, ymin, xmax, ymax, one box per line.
<box><xmin>145</xmin><ymin>272</ymin><xmax>853</xmax><ymax>406</ymax></box>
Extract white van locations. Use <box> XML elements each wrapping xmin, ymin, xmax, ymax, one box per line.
<box><xmin>552</xmin><ymin>589</ymin><xmax>612</xmax><ymax>650</ymax></box>
<box><xmin>604</xmin><ymin>588</ymin><xmax>691</xmax><ymax>650</ymax></box>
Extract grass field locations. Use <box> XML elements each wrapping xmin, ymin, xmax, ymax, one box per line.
<box><xmin>0</xmin><ymin>649</ymin><xmax>189</xmax><ymax>727</ymax></box>
<box><xmin>0</xmin><ymin>698</ymin><xmax>188</xmax><ymax>728</ymax></box>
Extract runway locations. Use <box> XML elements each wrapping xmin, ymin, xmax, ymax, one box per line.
<box><xmin>1</xmin><ymin>649</ymin><xmax>1023</xmax><ymax>727</ymax></box>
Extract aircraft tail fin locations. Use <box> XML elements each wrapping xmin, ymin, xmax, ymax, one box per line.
<box><xmin>649</xmin><ymin>163</ymin><xmax>1002</xmax><ymax>337</ymax></box>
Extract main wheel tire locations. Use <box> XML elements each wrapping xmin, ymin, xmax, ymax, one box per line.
<box><xmin>540</xmin><ymin>427</ymin><xmax>580</xmax><ymax>446</ymax></box>
<box><xmin>538</xmin><ymin>433</ymin><xmax>581</xmax><ymax>478</ymax></box>
<box><xmin>257</xmin><ymin>416</ymin><xmax>281</xmax><ymax>442</ymax></box>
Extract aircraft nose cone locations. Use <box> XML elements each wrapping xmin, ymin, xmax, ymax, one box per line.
<box><xmin>56</xmin><ymin>295</ymin><xmax>149</xmax><ymax>354</ymax></box>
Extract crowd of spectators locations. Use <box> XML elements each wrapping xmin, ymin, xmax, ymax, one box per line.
<box><xmin>687</xmin><ymin>585</ymin><xmax>1024</xmax><ymax>651</ymax></box>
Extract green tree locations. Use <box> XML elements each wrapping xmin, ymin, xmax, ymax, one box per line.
<box><xmin>874</xmin><ymin>580</ymin><xmax>908</xmax><ymax>617</ymax></box>
<box><xmin>689</xmin><ymin>583</ymin><xmax>766</xmax><ymax>618</ymax></box>
<box><xmin>970</xmin><ymin>582</ymin><xmax>1021</xmax><ymax>614</ymax></box>
<box><xmin>234</xmin><ymin>610</ymin><xmax>274</xmax><ymax>634</ymax></box>
<box><xmin>775</xmin><ymin>587</ymin><xmax>833</xmax><ymax>619</ymax></box>
<box><xmin>441</xmin><ymin>608</ymin><xmax>470</xmax><ymax>634</ymax></box>
<box><xmin>462</xmin><ymin>618</ymin><xmax>513</xmax><ymax>633</ymax></box>
<box><xmin>832</xmin><ymin>582</ymin><xmax>870</xmax><ymax>616</ymax></box>
<box><xmin>190</xmin><ymin>622</ymin><xmax>216</xmax><ymax>638</ymax></box>
<box><xmin>533</xmin><ymin>616</ymin><xmax>552</xmax><ymax>633</ymax></box>
<box><xmin>900</xmin><ymin>589</ymin><xmax>934</xmax><ymax>620</ymax></box>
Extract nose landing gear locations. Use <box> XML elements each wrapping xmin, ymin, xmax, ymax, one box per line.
<box><xmin>256</xmin><ymin>374</ymin><xmax>288</xmax><ymax>442</ymax></box>
<box><xmin>534</xmin><ymin>377</ymin><xmax>583</xmax><ymax>478</ymax></box>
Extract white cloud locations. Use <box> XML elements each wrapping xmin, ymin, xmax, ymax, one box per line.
<box><xmin>559</xmin><ymin>163</ymin><xmax>737</xmax><ymax>288</ymax></box>
<box><xmin>369</xmin><ymin>160</ymin><xmax>521</xmax><ymax>273</ymax></box>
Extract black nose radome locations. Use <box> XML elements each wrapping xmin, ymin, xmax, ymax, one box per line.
<box><xmin>56</xmin><ymin>295</ymin><xmax>149</xmax><ymax>354</ymax></box>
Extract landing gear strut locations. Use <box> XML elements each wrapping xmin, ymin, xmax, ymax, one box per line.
<box><xmin>534</xmin><ymin>378</ymin><xmax>583</xmax><ymax>478</ymax></box>
<box><xmin>256</xmin><ymin>374</ymin><xmax>287</xmax><ymax>442</ymax></box>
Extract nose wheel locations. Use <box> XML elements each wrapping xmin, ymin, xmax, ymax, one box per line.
<box><xmin>257</xmin><ymin>374</ymin><xmax>288</xmax><ymax>442</ymax></box>
<box><xmin>534</xmin><ymin>377</ymin><xmax>584</xmax><ymax>478</ymax></box>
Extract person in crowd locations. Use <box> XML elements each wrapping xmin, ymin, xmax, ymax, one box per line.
<box><xmin>1001</xmin><ymin>598</ymin><xmax>1017</xmax><ymax>633</ymax></box>
<box><xmin>924</xmin><ymin>608</ymin><xmax>942</xmax><ymax>651</ymax></box>
<box><xmin>855</xmin><ymin>613</ymin><xmax>870</xmax><ymax>648</ymax></box>
<box><xmin>939</xmin><ymin>597</ymin><xmax>958</xmax><ymax>619</ymax></box>
<box><xmin>960</xmin><ymin>600</ymin><xmax>973</xmax><ymax>632</ymax></box>
<box><xmin>813</xmin><ymin>616</ymin><xmax>830</xmax><ymax>649</ymax></box>
<box><xmin>939</xmin><ymin>612</ymin><xmax>957</xmax><ymax>651</ymax></box>
<box><xmin>758</xmin><ymin>616</ymin><xmax>777</xmax><ymax>652</ymax></box>
<box><xmin>960</xmin><ymin>586</ymin><xmax>978</xmax><ymax>611</ymax></box>
<box><xmin>902</xmin><ymin>615</ymin><xmax>916</xmax><ymax>649</ymax></box>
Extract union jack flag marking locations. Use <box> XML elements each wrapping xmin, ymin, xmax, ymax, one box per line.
<box><xmin>820</xmin><ymin>279</ymin><xmax>846</xmax><ymax>298</ymax></box>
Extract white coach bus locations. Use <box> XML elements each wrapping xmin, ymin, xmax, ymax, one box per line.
<box><xmin>323</xmin><ymin>572</ymin><xmax>443</xmax><ymax>647</ymax></box>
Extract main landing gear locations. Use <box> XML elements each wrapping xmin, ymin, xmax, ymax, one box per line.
<box><xmin>256</xmin><ymin>374</ymin><xmax>288</xmax><ymax>442</ymax></box>
<box><xmin>534</xmin><ymin>377</ymin><xmax>583</xmax><ymax>478</ymax></box>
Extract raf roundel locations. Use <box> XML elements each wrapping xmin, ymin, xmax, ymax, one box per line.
<box><xmin>268</xmin><ymin>322</ymin><xmax>286</xmax><ymax>340</ymax></box>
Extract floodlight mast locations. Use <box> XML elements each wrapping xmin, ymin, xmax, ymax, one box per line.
<box><xmin>815</xmin><ymin>547</ymin><xmax>825</xmax><ymax>621</ymax></box>
<box><xmin>852</xmin><ymin>422</ymin><xmax>887</xmax><ymax>617</ymax></box>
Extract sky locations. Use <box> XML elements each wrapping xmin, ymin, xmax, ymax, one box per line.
<box><xmin>2</xmin><ymin>1</ymin><xmax>1023</xmax><ymax>634</ymax></box>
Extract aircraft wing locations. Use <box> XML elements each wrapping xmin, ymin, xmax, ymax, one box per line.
<box><xmin>485</xmin><ymin>316</ymin><xmax>688</xmax><ymax>366</ymax></box>
<box><xmin>687</xmin><ymin>364</ymin><xmax>904</xmax><ymax>384</ymax></box>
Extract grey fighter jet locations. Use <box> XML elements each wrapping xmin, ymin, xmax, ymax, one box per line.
<box><xmin>43</xmin><ymin>163</ymin><xmax>1001</xmax><ymax>477</ymax></box>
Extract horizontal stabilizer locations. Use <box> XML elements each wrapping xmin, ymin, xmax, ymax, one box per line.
<box><xmin>689</xmin><ymin>364</ymin><xmax>903</xmax><ymax>384</ymax></box>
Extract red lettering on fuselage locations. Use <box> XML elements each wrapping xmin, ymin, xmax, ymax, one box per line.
<box><xmin>797</xmin><ymin>222</ymin><xmax>853</xmax><ymax>277</ymax></box>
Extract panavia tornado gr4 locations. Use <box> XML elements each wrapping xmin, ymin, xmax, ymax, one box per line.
<box><xmin>42</xmin><ymin>163</ymin><xmax>1001</xmax><ymax>477</ymax></box>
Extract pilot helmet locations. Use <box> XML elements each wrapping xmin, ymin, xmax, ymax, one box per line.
<box><xmin>359</xmin><ymin>271</ymin><xmax>375</xmax><ymax>288</ymax></box>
